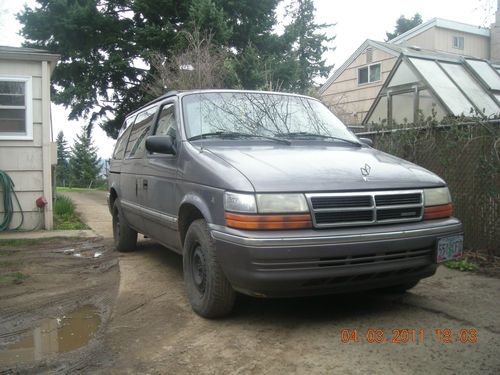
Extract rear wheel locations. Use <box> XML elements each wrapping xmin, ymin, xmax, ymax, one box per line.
<box><xmin>112</xmin><ymin>200</ymin><xmax>137</xmax><ymax>252</ymax></box>
<box><xmin>183</xmin><ymin>219</ymin><xmax>235</xmax><ymax>318</ymax></box>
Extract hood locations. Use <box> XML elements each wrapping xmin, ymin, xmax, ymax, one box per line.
<box><xmin>204</xmin><ymin>144</ymin><xmax>445</xmax><ymax>192</ymax></box>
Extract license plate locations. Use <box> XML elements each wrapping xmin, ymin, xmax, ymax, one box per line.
<box><xmin>437</xmin><ymin>235</ymin><xmax>464</xmax><ymax>262</ymax></box>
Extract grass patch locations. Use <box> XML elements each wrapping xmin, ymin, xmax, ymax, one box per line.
<box><xmin>54</xmin><ymin>195</ymin><xmax>88</xmax><ymax>230</ymax></box>
<box><xmin>56</xmin><ymin>186</ymin><xmax>108</xmax><ymax>192</ymax></box>
<box><xmin>0</xmin><ymin>237</ymin><xmax>82</xmax><ymax>248</ymax></box>
<box><xmin>445</xmin><ymin>259</ymin><xmax>480</xmax><ymax>272</ymax></box>
<box><xmin>0</xmin><ymin>272</ymin><xmax>28</xmax><ymax>286</ymax></box>
<box><xmin>0</xmin><ymin>238</ymin><xmax>45</xmax><ymax>247</ymax></box>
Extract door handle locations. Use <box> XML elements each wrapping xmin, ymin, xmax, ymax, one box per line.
<box><xmin>143</xmin><ymin>179</ymin><xmax>148</xmax><ymax>190</ymax></box>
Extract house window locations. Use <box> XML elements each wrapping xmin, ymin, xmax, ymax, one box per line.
<box><xmin>358</xmin><ymin>64</ymin><xmax>381</xmax><ymax>85</ymax></box>
<box><xmin>453</xmin><ymin>36</ymin><xmax>464</xmax><ymax>50</ymax></box>
<box><xmin>0</xmin><ymin>76</ymin><xmax>33</xmax><ymax>140</ymax></box>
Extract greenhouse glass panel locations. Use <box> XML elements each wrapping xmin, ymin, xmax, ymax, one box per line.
<box><xmin>466</xmin><ymin>60</ymin><xmax>500</xmax><ymax>90</ymax></box>
<box><xmin>366</xmin><ymin>96</ymin><xmax>387</xmax><ymax>125</ymax></box>
<box><xmin>391</xmin><ymin>91</ymin><xmax>414</xmax><ymax>125</ymax></box>
<box><xmin>441</xmin><ymin>63</ymin><xmax>499</xmax><ymax>116</ymax></box>
<box><xmin>418</xmin><ymin>90</ymin><xmax>447</xmax><ymax>122</ymax></box>
<box><xmin>409</xmin><ymin>58</ymin><xmax>473</xmax><ymax>116</ymax></box>
<box><xmin>388</xmin><ymin>61</ymin><xmax>419</xmax><ymax>87</ymax></box>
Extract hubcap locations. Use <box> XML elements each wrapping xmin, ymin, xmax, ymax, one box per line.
<box><xmin>191</xmin><ymin>245</ymin><xmax>207</xmax><ymax>293</ymax></box>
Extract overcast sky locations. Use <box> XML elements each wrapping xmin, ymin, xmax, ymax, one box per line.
<box><xmin>0</xmin><ymin>0</ymin><xmax>495</xmax><ymax>159</ymax></box>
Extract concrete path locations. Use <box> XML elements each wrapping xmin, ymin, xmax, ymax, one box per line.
<box><xmin>62</xmin><ymin>190</ymin><xmax>112</xmax><ymax>238</ymax></box>
<box><xmin>0</xmin><ymin>229</ymin><xmax>95</xmax><ymax>240</ymax></box>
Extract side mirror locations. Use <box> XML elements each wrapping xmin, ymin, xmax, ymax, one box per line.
<box><xmin>358</xmin><ymin>137</ymin><xmax>374</xmax><ymax>147</ymax></box>
<box><xmin>146</xmin><ymin>135</ymin><xmax>176</xmax><ymax>155</ymax></box>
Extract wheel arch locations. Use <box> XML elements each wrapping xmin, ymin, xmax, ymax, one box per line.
<box><xmin>178</xmin><ymin>194</ymin><xmax>214</xmax><ymax>247</ymax></box>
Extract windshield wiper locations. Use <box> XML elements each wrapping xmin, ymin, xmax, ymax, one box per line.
<box><xmin>188</xmin><ymin>131</ymin><xmax>291</xmax><ymax>145</ymax></box>
<box><xmin>278</xmin><ymin>132</ymin><xmax>361</xmax><ymax>147</ymax></box>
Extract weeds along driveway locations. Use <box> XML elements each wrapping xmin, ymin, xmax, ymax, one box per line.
<box><xmin>68</xmin><ymin>190</ymin><xmax>500</xmax><ymax>374</ymax></box>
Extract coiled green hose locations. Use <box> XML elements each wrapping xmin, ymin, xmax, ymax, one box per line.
<box><xmin>0</xmin><ymin>170</ymin><xmax>24</xmax><ymax>231</ymax></box>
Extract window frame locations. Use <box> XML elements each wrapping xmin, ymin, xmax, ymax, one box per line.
<box><xmin>358</xmin><ymin>63</ymin><xmax>381</xmax><ymax>85</ymax></box>
<box><xmin>0</xmin><ymin>75</ymin><xmax>33</xmax><ymax>140</ymax></box>
<box><xmin>453</xmin><ymin>36</ymin><xmax>464</xmax><ymax>50</ymax></box>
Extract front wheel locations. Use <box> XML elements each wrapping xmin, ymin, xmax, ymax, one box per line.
<box><xmin>183</xmin><ymin>219</ymin><xmax>235</xmax><ymax>318</ymax></box>
<box><xmin>112</xmin><ymin>200</ymin><xmax>137</xmax><ymax>252</ymax></box>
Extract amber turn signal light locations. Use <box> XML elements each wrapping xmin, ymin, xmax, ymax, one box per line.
<box><xmin>225</xmin><ymin>212</ymin><xmax>312</xmax><ymax>230</ymax></box>
<box><xmin>423</xmin><ymin>203</ymin><xmax>453</xmax><ymax>220</ymax></box>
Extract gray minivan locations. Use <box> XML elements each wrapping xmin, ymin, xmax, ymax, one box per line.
<box><xmin>108</xmin><ymin>90</ymin><xmax>463</xmax><ymax>318</ymax></box>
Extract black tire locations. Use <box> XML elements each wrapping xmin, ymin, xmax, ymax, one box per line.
<box><xmin>183</xmin><ymin>219</ymin><xmax>235</xmax><ymax>318</ymax></box>
<box><xmin>112</xmin><ymin>200</ymin><xmax>137</xmax><ymax>252</ymax></box>
<box><xmin>380</xmin><ymin>280</ymin><xmax>420</xmax><ymax>294</ymax></box>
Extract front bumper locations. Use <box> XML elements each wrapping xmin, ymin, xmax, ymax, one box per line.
<box><xmin>210</xmin><ymin>218</ymin><xmax>463</xmax><ymax>297</ymax></box>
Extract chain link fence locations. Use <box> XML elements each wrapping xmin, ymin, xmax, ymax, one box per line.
<box><xmin>358</xmin><ymin>120</ymin><xmax>500</xmax><ymax>255</ymax></box>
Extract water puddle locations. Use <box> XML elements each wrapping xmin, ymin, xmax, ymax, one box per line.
<box><xmin>0</xmin><ymin>305</ymin><xmax>100</xmax><ymax>367</ymax></box>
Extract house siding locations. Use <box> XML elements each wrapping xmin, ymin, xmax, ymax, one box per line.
<box><xmin>405</xmin><ymin>27</ymin><xmax>490</xmax><ymax>59</ymax></box>
<box><xmin>321</xmin><ymin>48</ymin><xmax>397</xmax><ymax>125</ymax></box>
<box><xmin>0</xmin><ymin>58</ymin><xmax>54</xmax><ymax>230</ymax></box>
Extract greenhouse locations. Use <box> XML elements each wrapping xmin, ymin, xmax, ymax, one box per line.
<box><xmin>364</xmin><ymin>48</ymin><xmax>500</xmax><ymax>127</ymax></box>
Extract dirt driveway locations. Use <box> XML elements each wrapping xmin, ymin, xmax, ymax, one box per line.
<box><xmin>67</xmin><ymin>190</ymin><xmax>500</xmax><ymax>374</ymax></box>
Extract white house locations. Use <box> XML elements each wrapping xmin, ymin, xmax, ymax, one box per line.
<box><xmin>0</xmin><ymin>46</ymin><xmax>59</xmax><ymax>230</ymax></box>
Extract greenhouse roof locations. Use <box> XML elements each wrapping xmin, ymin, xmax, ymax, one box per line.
<box><xmin>364</xmin><ymin>45</ymin><xmax>500</xmax><ymax>124</ymax></box>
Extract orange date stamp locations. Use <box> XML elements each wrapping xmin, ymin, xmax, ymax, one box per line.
<box><xmin>340</xmin><ymin>328</ymin><xmax>478</xmax><ymax>344</ymax></box>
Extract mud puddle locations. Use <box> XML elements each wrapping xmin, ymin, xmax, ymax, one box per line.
<box><xmin>0</xmin><ymin>305</ymin><xmax>100</xmax><ymax>367</ymax></box>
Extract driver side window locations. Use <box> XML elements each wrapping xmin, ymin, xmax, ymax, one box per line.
<box><xmin>155</xmin><ymin>104</ymin><xmax>176</xmax><ymax>139</ymax></box>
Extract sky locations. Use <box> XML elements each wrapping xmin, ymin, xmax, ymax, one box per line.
<box><xmin>0</xmin><ymin>0</ymin><xmax>495</xmax><ymax>159</ymax></box>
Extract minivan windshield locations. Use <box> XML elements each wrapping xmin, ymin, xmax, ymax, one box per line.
<box><xmin>182</xmin><ymin>92</ymin><xmax>360</xmax><ymax>144</ymax></box>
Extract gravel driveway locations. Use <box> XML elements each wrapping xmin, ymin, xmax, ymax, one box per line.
<box><xmin>66</xmin><ymin>190</ymin><xmax>500</xmax><ymax>374</ymax></box>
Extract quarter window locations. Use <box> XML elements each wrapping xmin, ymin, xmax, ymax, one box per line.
<box><xmin>125</xmin><ymin>106</ymin><xmax>157</xmax><ymax>159</ymax></box>
<box><xmin>453</xmin><ymin>36</ymin><xmax>464</xmax><ymax>50</ymax></box>
<box><xmin>358</xmin><ymin>64</ymin><xmax>381</xmax><ymax>85</ymax></box>
<box><xmin>0</xmin><ymin>76</ymin><xmax>32</xmax><ymax>140</ymax></box>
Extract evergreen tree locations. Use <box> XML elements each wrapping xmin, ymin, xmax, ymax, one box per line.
<box><xmin>68</xmin><ymin>126</ymin><xmax>101</xmax><ymax>188</ymax></box>
<box><xmin>18</xmin><ymin>0</ymin><xmax>334</xmax><ymax>135</ymax></box>
<box><xmin>386</xmin><ymin>13</ymin><xmax>423</xmax><ymax>41</ymax></box>
<box><xmin>56</xmin><ymin>131</ymin><xmax>70</xmax><ymax>186</ymax></box>
<box><xmin>281</xmin><ymin>0</ymin><xmax>334</xmax><ymax>93</ymax></box>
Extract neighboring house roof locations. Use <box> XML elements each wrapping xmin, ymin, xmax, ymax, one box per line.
<box><xmin>0</xmin><ymin>45</ymin><xmax>60</xmax><ymax>63</ymax></box>
<box><xmin>389</xmin><ymin>18</ymin><xmax>490</xmax><ymax>45</ymax></box>
<box><xmin>317</xmin><ymin>39</ymin><xmax>401</xmax><ymax>95</ymax></box>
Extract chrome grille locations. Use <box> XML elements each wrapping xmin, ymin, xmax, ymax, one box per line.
<box><xmin>306</xmin><ymin>190</ymin><xmax>423</xmax><ymax>228</ymax></box>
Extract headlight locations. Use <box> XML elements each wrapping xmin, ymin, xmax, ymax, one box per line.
<box><xmin>424</xmin><ymin>187</ymin><xmax>451</xmax><ymax>206</ymax></box>
<box><xmin>256</xmin><ymin>194</ymin><xmax>309</xmax><ymax>213</ymax></box>
<box><xmin>224</xmin><ymin>192</ymin><xmax>257</xmax><ymax>213</ymax></box>
<box><xmin>224</xmin><ymin>192</ymin><xmax>312</xmax><ymax>230</ymax></box>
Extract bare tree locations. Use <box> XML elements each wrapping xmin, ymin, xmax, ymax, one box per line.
<box><xmin>143</xmin><ymin>29</ymin><xmax>229</xmax><ymax>96</ymax></box>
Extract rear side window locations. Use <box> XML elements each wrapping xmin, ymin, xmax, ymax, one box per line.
<box><xmin>113</xmin><ymin>116</ymin><xmax>136</xmax><ymax>160</ymax></box>
<box><xmin>155</xmin><ymin>103</ymin><xmax>176</xmax><ymax>139</ymax></box>
<box><xmin>125</xmin><ymin>106</ymin><xmax>157</xmax><ymax>159</ymax></box>
<box><xmin>113</xmin><ymin>124</ymin><xmax>132</xmax><ymax>160</ymax></box>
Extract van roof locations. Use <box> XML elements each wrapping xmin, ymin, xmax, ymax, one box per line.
<box><xmin>125</xmin><ymin>89</ymin><xmax>316</xmax><ymax>119</ymax></box>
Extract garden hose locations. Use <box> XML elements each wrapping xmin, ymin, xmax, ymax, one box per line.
<box><xmin>0</xmin><ymin>170</ymin><xmax>24</xmax><ymax>231</ymax></box>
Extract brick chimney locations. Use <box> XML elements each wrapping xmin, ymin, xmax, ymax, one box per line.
<box><xmin>490</xmin><ymin>0</ymin><xmax>500</xmax><ymax>62</ymax></box>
